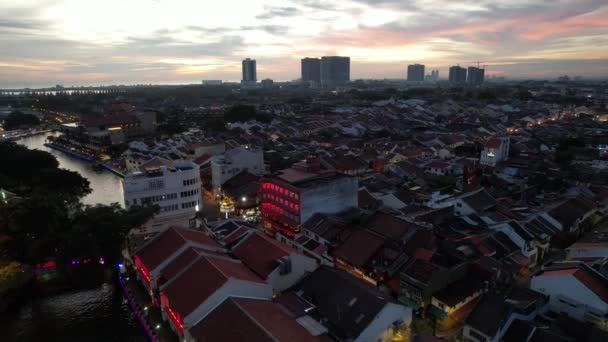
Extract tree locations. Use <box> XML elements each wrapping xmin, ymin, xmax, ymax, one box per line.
<box><xmin>2</xmin><ymin>111</ymin><xmax>40</xmax><ymax>131</ymax></box>
<box><xmin>225</xmin><ymin>104</ymin><xmax>257</xmax><ymax>122</ymax></box>
<box><xmin>0</xmin><ymin>143</ymin><xmax>154</xmax><ymax>271</ymax></box>
<box><xmin>62</xmin><ymin>204</ymin><xmax>157</xmax><ymax>265</ymax></box>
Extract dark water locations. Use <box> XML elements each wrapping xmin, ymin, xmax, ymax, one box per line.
<box><xmin>4</xmin><ymin>135</ymin><xmax>144</xmax><ymax>341</ymax></box>
<box><xmin>0</xmin><ymin>283</ymin><xmax>147</xmax><ymax>342</ymax></box>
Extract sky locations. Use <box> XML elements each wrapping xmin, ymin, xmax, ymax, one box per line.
<box><xmin>1</xmin><ymin>0</ymin><xmax>607</xmax><ymax>88</ymax></box>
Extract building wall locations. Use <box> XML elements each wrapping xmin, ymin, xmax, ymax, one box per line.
<box><xmin>211</xmin><ymin>148</ymin><xmax>264</xmax><ymax>193</ymax></box>
<box><xmin>531</xmin><ymin>274</ymin><xmax>608</xmax><ymax>322</ymax></box>
<box><xmin>299</xmin><ymin>176</ymin><xmax>358</xmax><ymax>224</ymax></box>
<box><xmin>355</xmin><ymin>303</ymin><xmax>412</xmax><ymax>342</ymax></box>
<box><xmin>480</xmin><ymin>138</ymin><xmax>510</xmax><ymax>167</ymax></box>
<box><xmin>567</xmin><ymin>246</ymin><xmax>608</xmax><ymax>259</ymax></box>
<box><xmin>193</xmin><ymin>143</ymin><xmax>225</xmax><ymax>159</ymax></box>
<box><xmin>266</xmin><ymin>254</ymin><xmax>318</xmax><ymax>292</ymax></box>
<box><xmin>123</xmin><ymin>163</ymin><xmax>202</xmax><ymax>231</ymax></box>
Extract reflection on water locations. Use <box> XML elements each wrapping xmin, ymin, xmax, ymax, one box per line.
<box><xmin>17</xmin><ymin>132</ymin><xmax>124</xmax><ymax>207</ymax></box>
<box><xmin>0</xmin><ymin>283</ymin><xmax>147</xmax><ymax>342</ymax></box>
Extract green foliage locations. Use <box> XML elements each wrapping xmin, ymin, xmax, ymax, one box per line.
<box><xmin>62</xmin><ymin>204</ymin><xmax>158</xmax><ymax>263</ymax></box>
<box><xmin>426</xmin><ymin>175</ymin><xmax>457</xmax><ymax>193</ymax></box>
<box><xmin>0</xmin><ymin>143</ymin><xmax>156</xmax><ymax>267</ymax></box>
<box><xmin>106</xmin><ymin>143</ymin><xmax>129</xmax><ymax>159</ymax></box>
<box><xmin>0</xmin><ymin>261</ymin><xmax>30</xmax><ymax>293</ymax></box>
<box><xmin>555</xmin><ymin>137</ymin><xmax>585</xmax><ymax>167</ymax></box>
<box><xmin>0</xmin><ymin>142</ymin><xmax>91</xmax><ymax>202</ymax></box>
<box><xmin>2</xmin><ymin>111</ymin><xmax>40</xmax><ymax>131</ymax></box>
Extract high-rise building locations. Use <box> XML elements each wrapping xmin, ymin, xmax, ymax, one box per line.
<box><xmin>301</xmin><ymin>57</ymin><xmax>321</xmax><ymax>83</ymax></box>
<box><xmin>467</xmin><ymin>66</ymin><xmax>485</xmax><ymax>86</ymax></box>
<box><xmin>407</xmin><ymin>64</ymin><xmax>425</xmax><ymax>82</ymax></box>
<box><xmin>320</xmin><ymin>56</ymin><xmax>350</xmax><ymax>87</ymax></box>
<box><xmin>241</xmin><ymin>58</ymin><xmax>257</xmax><ymax>83</ymax></box>
<box><xmin>449</xmin><ymin>66</ymin><xmax>467</xmax><ymax>84</ymax></box>
<box><xmin>431</xmin><ymin>69</ymin><xmax>439</xmax><ymax>81</ymax></box>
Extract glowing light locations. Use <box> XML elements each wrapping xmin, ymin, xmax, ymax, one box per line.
<box><xmin>241</xmin><ymin>196</ymin><xmax>247</xmax><ymax>202</ymax></box>
<box><xmin>155</xmin><ymin>324</ymin><xmax>161</xmax><ymax>330</ymax></box>
<box><xmin>166</xmin><ymin>306</ymin><xmax>184</xmax><ymax>331</ymax></box>
<box><xmin>139</xmin><ymin>266</ymin><xmax>151</xmax><ymax>284</ymax></box>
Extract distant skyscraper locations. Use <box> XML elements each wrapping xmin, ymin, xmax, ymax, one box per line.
<box><xmin>467</xmin><ymin>67</ymin><xmax>485</xmax><ymax>86</ymax></box>
<box><xmin>407</xmin><ymin>64</ymin><xmax>425</xmax><ymax>82</ymax></box>
<box><xmin>301</xmin><ymin>58</ymin><xmax>321</xmax><ymax>83</ymax></box>
<box><xmin>449</xmin><ymin>66</ymin><xmax>467</xmax><ymax>84</ymax></box>
<box><xmin>320</xmin><ymin>56</ymin><xmax>350</xmax><ymax>87</ymax></box>
<box><xmin>242</xmin><ymin>58</ymin><xmax>257</xmax><ymax>83</ymax></box>
<box><xmin>431</xmin><ymin>69</ymin><xmax>439</xmax><ymax>81</ymax></box>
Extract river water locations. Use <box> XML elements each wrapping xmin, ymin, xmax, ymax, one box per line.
<box><xmin>1</xmin><ymin>134</ymin><xmax>145</xmax><ymax>341</ymax></box>
<box><xmin>17</xmin><ymin>132</ymin><xmax>125</xmax><ymax>206</ymax></box>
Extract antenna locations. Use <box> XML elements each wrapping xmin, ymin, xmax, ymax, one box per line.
<box><xmin>471</xmin><ymin>61</ymin><xmax>485</xmax><ymax>68</ymax></box>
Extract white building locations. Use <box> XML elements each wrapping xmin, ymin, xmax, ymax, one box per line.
<box><xmin>480</xmin><ymin>136</ymin><xmax>510</xmax><ymax>166</ymax></box>
<box><xmin>531</xmin><ymin>263</ymin><xmax>608</xmax><ymax>329</ymax></box>
<box><xmin>123</xmin><ymin>157</ymin><xmax>202</xmax><ymax>233</ymax></box>
<box><xmin>211</xmin><ymin>146</ymin><xmax>264</xmax><ymax>195</ymax></box>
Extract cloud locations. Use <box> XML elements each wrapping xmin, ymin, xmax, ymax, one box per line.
<box><xmin>0</xmin><ymin>0</ymin><xmax>607</xmax><ymax>87</ymax></box>
<box><xmin>256</xmin><ymin>6</ymin><xmax>301</xmax><ymax>20</ymax></box>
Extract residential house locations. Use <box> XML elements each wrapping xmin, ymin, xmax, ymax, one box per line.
<box><xmin>291</xmin><ymin>267</ymin><xmax>412</xmax><ymax>342</ymax></box>
<box><xmin>531</xmin><ymin>262</ymin><xmax>608</xmax><ymax>329</ymax></box>
<box><xmin>232</xmin><ymin>231</ymin><xmax>318</xmax><ymax>292</ymax></box>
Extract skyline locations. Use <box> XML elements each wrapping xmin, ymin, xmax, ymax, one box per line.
<box><xmin>1</xmin><ymin>0</ymin><xmax>608</xmax><ymax>88</ymax></box>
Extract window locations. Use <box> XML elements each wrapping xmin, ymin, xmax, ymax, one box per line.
<box><xmin>148</xmin><ymin>179</ymin><xmax>164</xmax><ymax>190</ymax></box>
<box><xmin>468</xmin><ymin>329</ymin><xmax>488</xmax><ymax>342</ymax></box>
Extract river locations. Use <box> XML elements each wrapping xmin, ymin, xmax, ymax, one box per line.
<box><xmin>1</xmin><ymin>134</ymin><xmax>146</xmax><ymax>341</ymax></box>
<box><xmin>17</xmin><ymin>132</ymin><xmax>125</xmax><ymax>206</ymax></box>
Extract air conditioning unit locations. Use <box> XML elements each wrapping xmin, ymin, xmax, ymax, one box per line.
<box><xmin>278</xmin><ymin>256</ymin><xmax>292</xmax><ymax>275</ymax></box>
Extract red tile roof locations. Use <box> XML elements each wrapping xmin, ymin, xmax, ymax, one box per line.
<box><xmin>223</xmin><ymin>226</ymin><xmax>253</xmax><ymax>245</ymax></box>
<box><xmin>333</xmin><ymin>229</ymin><xmax>385</xmax><ymax>268</ymax></box>
<box><xmin>426</xmin><ymin>161</ymin><xmax>450</xmax><ymax>169</ymax></box>
<box><xmin>542</xmin><ymin>267</ymin><xmax>608</xmax><ymax>303</ymax></box>
<box><xmin>485</xmin><ymin>138</ymin><xmax>503</xmax><ymax>149</ymax></box>
<box><xmin>139</xmin><ymin>156</ymin><xmax>174</xmax><ymax>171</ymax></box>
<box><xmin>193</xmin><ymin>154</ymin><xmax>211</xmax><ymax>165</ymax></box>
<box><xmin>232</xmin><ymin>233</ymin><xmax>295</xmax><ymax>278</ymax></box>
<box><xmin>158</xmin><ymin>247</ymin><xmax>201</xmax><ymax>284</ymax></box>
<box><xmin>366</xmin><ymin>212</ymin><xmax>411</xmax><ymax>240</ymax></box>
<box><xmin>136</xmin><ymin>227</ymin><xmax>221</xmax><ymax>271</ymax></box>
<box><xmin>163</xmin><ymin>254</ymin><xmax>263</xmax><ymax>318</ymax></box>
<box><xmin>188</xmin><ymin>298</ymin><xmax>325</xmax><ymax>342</ymax></box>
<box><xmin>574</xmin><ymin>269</ymin><xmax>608</xmax><ymax>303</ymax></box>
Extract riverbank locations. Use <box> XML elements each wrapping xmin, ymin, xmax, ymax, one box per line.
<box><xmin>44</xmin><ymin>140</ymin><xmax>126</xmax><ymax>178</ymax></box>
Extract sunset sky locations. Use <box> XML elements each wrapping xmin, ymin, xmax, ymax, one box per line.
<box><xmin>1</xmin><ymin>0</ymin><xmax>607</xmax><ymax>87</ymax></box>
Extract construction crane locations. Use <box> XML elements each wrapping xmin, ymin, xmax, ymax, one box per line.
<box><xmin>471</xmin><ymin>61</ymin><xmax>486</xmax><ymax>68</ymax></box>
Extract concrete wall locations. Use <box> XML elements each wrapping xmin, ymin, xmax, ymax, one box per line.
<box><xmin>211</xmin><ymin>148</ymin><xmax>264</xmax><ymax>192</ymax></box>
<box><xmin>531</xmin><ymin>274</ymin><xmax>608</xmax><ymax>321</ymax></box>
<box><xmin>567</xmin><ymin>246</ymin><xmax>608</xmax><ymax>259</ymax></box>
<box><xmin>123</xmin><ymin>164</ymin><xmax>202</xmax><ymax>226</ymax></box>
<box><xmin>299</xmin><ymin>176</ymin><xmax>358</xmax><ymax>224</ymax></box>
<box><xmin>266</xmin><ymin>254</ymin><xmax>318</xmax><ymax>292</ymax></box>
<box><xmin>355</xmin><ymin>303</ymin><xmax>412</xmax><ymax>342</ymax></box>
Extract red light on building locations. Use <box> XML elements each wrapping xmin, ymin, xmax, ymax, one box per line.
<box><xmin>165</xmin><ymin>305</ymin><xmax>184</xmax><ymax>332</ymax></box>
